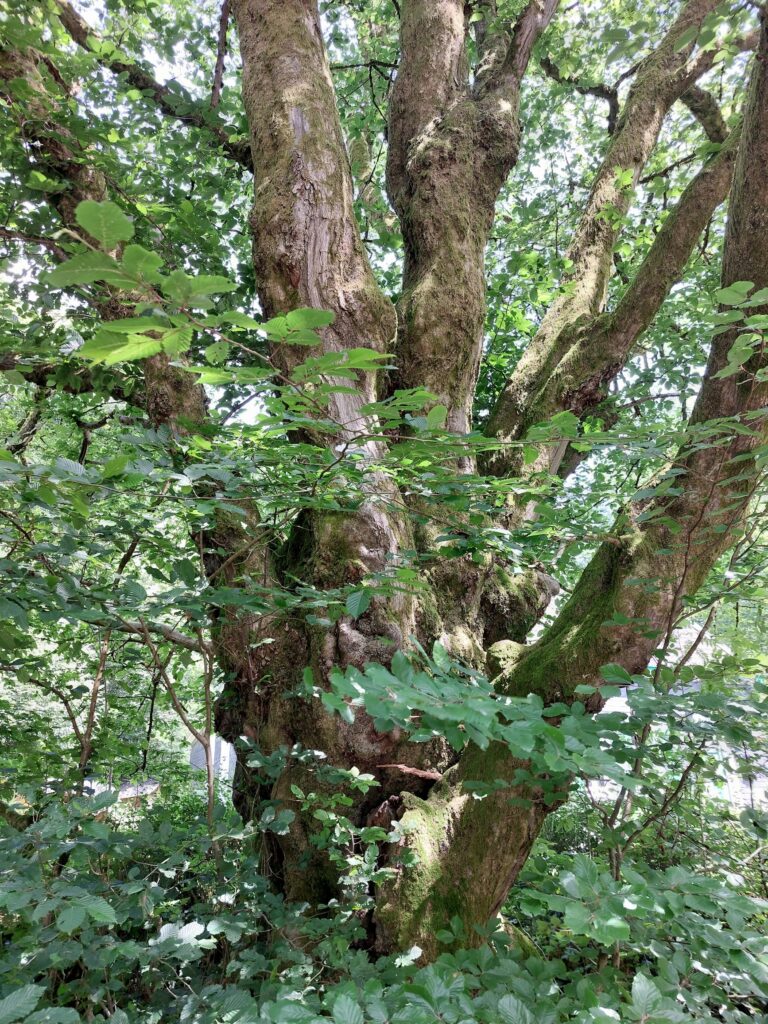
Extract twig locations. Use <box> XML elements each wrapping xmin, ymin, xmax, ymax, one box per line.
<box><xmin>210</xmin><ymin>0</ymin><xmax>230</xmax><ymax>109</ymax></box>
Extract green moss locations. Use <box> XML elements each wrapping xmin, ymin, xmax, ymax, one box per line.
<box><xmin>487</xmin><ymin>640</ymin><xmax>525</xmax><ymax>681</ymax></box>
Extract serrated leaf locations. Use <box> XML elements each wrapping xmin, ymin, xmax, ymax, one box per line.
<box><xmin>714</xmin><ymin>281</ymin><xmax>754</xmax><ymax>305</ymax></box>
<box><xmin>426</xmin><ymin>404</ymin><xmax>448</xmax><ymax>429</ymax></box>
<box><xmin>76</xmin><ymin>893</ymin><xmax>116</xmax><ymax>924</ymax></box>
<box><xmin>205</xmin><ymin>341</ymin><xmax>230</xmax><ymax>365</ymax></box>
<box><xmin>56</xmin><ymin>904</ymin><xmax>86</xmax><ymax>933</ymax></box>
<box><xmin>101</xmin><ymin>455</ymin><xmax>131</xmax><ymax>480</ymax></box>
<box><xmin>25</xmin><ymin>1010</ymin><xmax>81</xmax><ymax>1023</ymax></box>
<box><xmin>46</xmin><ymin>252</ymin><xmax>133</xmax><ymax>288</ymax></box>
<box><xmin>599</xmin><ymin>663</ymin><xmax>633</xmax><ymax>685</ymax></box>
<box><xmin>121</xmin><ymin>243</ymin><xmax>163</xmax><ymax>282</ymax></box>
<box><xmin>497</xmin><ymin>994</ymin><xmax>534</xmax><ymax>1024</ymax></box>
<box><xmin>286</xmin><ymin>307</ymin><xmax>335</xmax><ymax>330</ymax></box>
<box><xmin>332</xmin><ymin>994</ymin><xmax>364</xmax><ymax>1024</ymax></box>
<box><xmin>0</xmin><ymin>985</ymin><xmax>44</xmax><ymax>1024</ymax></box>
<box><xmin>75</xmin><ymin>199</ymin><xmax>134</xmax><ymax>248</ymax></box>
<box><xmin>346</xmin><ymin>589</ymin><xmax>372</xmax><ymax>619</ymax></box>
<box><xmin>631</xmin><ymin>974</ymin><xmax>663</xmax><ymax>1016</ymax></box>
<box><xmin>77</xmin><ymin>329</ymin><xmax>163</xmax><ymax>365</ymax></box>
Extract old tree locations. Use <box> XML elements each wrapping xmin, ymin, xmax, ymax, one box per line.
<box><xmin>2</xmin><ymin>0</ymin><xmax>768</xmax><ymax>978</ymax></box>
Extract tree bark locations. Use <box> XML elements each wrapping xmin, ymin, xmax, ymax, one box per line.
<box><xmin>377</xmin><ymin>13</ymin><xmax>768</xmax><ymax>955</ymax></box>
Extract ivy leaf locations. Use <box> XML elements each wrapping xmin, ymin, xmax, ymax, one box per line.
<box><xmin>75</xmin><ymin>199</ymin><xmax>135</xmax><ymax>248</ymax></box>
<box><xmin>0</xmin><ymin>984</ymin><xmax>44</xmax><ymax>1024</ymax></box>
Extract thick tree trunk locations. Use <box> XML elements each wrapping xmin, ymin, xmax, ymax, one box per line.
<box><xmin>12</xmin><ymin>0</ymin><xmax>764</xmax><ymax>966</ymax></box>
<box><xmin>376</xmin><ymin>14</ymin><xmax>768</xmax><ymax>954</ymax></box>
<box><xmin>220</xmin><ymin>0</ymin><xmax>561</xmax><ymax>907</ymax></box>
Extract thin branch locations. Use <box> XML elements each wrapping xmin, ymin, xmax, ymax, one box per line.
<box><xmin>540</xmin><ymin>55</ymin><xmax>619</xmax><ymax>133</ymax></box>
<box><xmin>137</xmin><ymin>621</ymin><xmax>205</xmax><ymax>744</ymax></box>
<box><xmin>504</xmin><ymin>0</ymin><xmax>561</xmax><ymax>83</ymax></box>
<box><xmin>210</xmin><ymin>0</ymin><xmax>230</xmax><ymax>109</ymax></box>
<box><xmin>114</xmin><ymin>618</ymin><xmax>204</xmax><ymax>653</ymax></box>
<box><xmin>6</xmin><ymin>404</ymin><xmax>45</xmax><ymax>458</ymax></box>
<box><xmin>0</xmin><ymin>226</ymin><xmax>67</xmax><ymax>261</ymax></box>
<box><xmin>53</xmin><ymin>0</ymin><xmax>252</xmax><ymax>170</ymax></box>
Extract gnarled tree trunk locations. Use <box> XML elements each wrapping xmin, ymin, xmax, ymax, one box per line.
<box><xmin>8</xmin><ymin>0</ymin><xmax>765</xmax><ymax>963</ymax></box>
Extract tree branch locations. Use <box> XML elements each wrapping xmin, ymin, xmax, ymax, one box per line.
<box><xmin>0</xmin><ymin>227</ymin><xmax>67</xmax><ymax>261</ymax></box>
<box><xmin>540</xmin><ymin>55</ymin><xmax>619</xmax><ymax>133</ymax></box>
<box><xmin>379</xmin><ymin>10</ymin><xmax>768</xmax><ymax>949</ymax></box>
<box><xmin>680</xmin><ymin>84</ymin><xmax>729</xmax><ymax>143</ymax></box>
<box><xmin>509</xmin><ymin>125</ymin><xmax>740</xmax><ymax>477</ymax></box>
<box><xmin>53</xmin><ymin>0</ymin><xmax>252</xmax><ymax>169</ymax></box>
<box><xmin>484</xmin><ymin>0</ymin><xmax>726</xmax><ymax>474</ymax></box>
<box><xmin>210</xmin><ymin>0</ymin><xmax>230</xmax><ymax>109</ymax></box>
<box><xmin>386</xmin><ymin>0</ymin><xmax>559</xmax><ymax>437</ymax></box>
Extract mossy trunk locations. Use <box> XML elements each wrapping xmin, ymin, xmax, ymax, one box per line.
<box><xmin>212</xmin><ymin>0</ymin><xmax>767</xmax><ymax>961</ymax></box>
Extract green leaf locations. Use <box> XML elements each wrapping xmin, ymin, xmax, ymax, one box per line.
<box><xmin>262</xmin><ymin>315</ymin><xmax>288</xmax><ymax>338</ymax></box>
<box><xmin>25</xmin><ymin>1010</ymin><xmax>81</xmax><ymax>1023</ymax></box>
<box><xmin>332</xmin><ymin>994</ymin><xmax>364</xmax><ymax>1024</ymax></box>
<box><xmin>426</xmin><ymin>404</ymin><xmax>448</xmax><ymax>429</ymax></box>
<box><xmin>101</xmin><ymin>455</ymin><xmax>131</xmax><ymax>480</ymax></box>
<box><xmin>0</xmin><ymin>985</ymin><xmax>44</xmax><ymax>1024</ymax></box>
<box><xmin>497</xmin><ymin>994</ymin><xmax>534</xmax><ymax>1024</ymax></box>
<box><xmin>56</xmin><ymin>904</ymin><xmax>87</xmax><ymax>933</ymax></box>
<box><xmin>75</xmin><ymin>199</ymin><xmax>134</xmax><ymax>248</ymax></box>
<box><xmin>631</xmin><ymin>974</ymin><xmax>663</xmax><ymax>1017</ymax></box>
<box><xmin>593</xmin><ymin>913</ymin><xmax>630</xmax><ymax>944</ymax></box>
<box><xmin>714</xmin><ymin>281</ymin><xmax>754</xmax><ymax>306</ymax></box>
<box><xmin>46</xmin><ymin>252</ymin><xmax>132</xmax><ymax>288</ymax></box>
<box><xmin>346</xmin><ymin>589</ymin><xmax>372</xmax><ymax>619</ymax></box>
<box><xmin>205</xmin><ymin>341</ymin><xmax>230</xmax><ymax>365</ymax></box>
<box><xmin>77</xmin><ymin>329</ymin><xmax>163</xmax><ymax>365</ymax></box>
<box><xmin>599</xmin><ymin>663</ymin><xmax>633</xmax><ymax>685</ymax></box>
<box><xmin>77</xmin><ymin>893</ymin><xmax>116</xmax><ymax>924</ymax></box>
<box><xmin>163</xmin><ymin>270</ymin><xmax>236</xmax><ymax>305</ymax></box>
<box><xmin>286</xmin><ymin>308</ymin><xmax>335</xmax><ymax>330</ymax></box>
<box><xmin>100</xmin><ymin>316</ymin><xmax>167</xmax><ymax>333</ymax></box>
<box><xmin>121</xmin><ymin>243</ymin><xmax>163</xmax><ymax>282</ymax></box>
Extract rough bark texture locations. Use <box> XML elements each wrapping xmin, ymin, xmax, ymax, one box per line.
<box><xmin>387</xmin><ymin>0</ymin><xmax>558</xmax><ymax>437</ymax></box>
<box><xmin>484</xmin><ymin>0</ymin><xmax>724</xmax><ymax>475</ymax></box>
<box><xmin>217</xmin><ymin>0</ymin><xmax>563</xmax><ymax>907</ymax></box>
<box><xmin>377</xmin><ymin>14</ymin><xmax>767</xmax><ymax>955</ymax></box>
<box><xmin>10</xmin><ymin>0</ymin><xmax>765</xmax><ymax>965</ymax></box>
